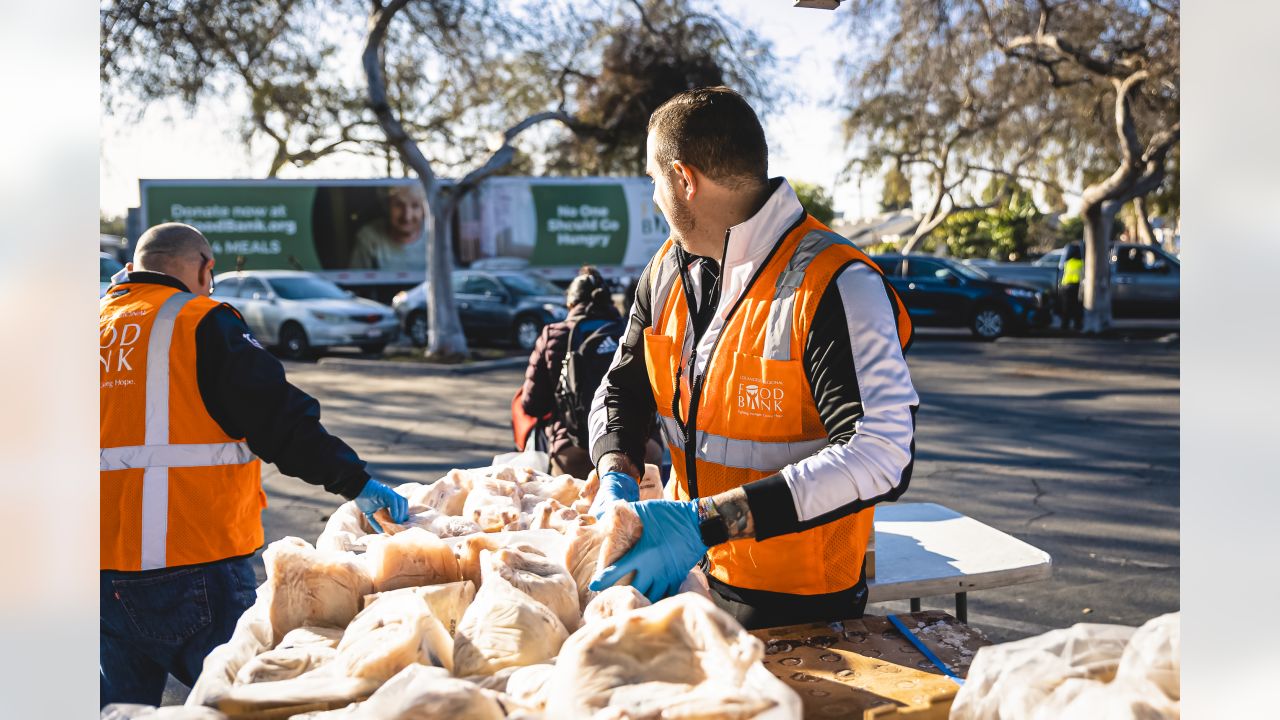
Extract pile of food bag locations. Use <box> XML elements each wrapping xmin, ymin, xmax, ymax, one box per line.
<box><xmin>137</xmin><ymin>463</ymin><xmax>799</xmax><ymax>720</ymax></box>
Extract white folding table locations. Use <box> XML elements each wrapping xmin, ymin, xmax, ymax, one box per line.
<box><xmin>867</xmin><ymin>502</ymin><xmax>1053</xmax><ymax>623</ymax></box>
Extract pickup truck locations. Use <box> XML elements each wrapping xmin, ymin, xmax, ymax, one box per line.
<box><xmin>970</xmin><ymin>243</ymin><xmax>1180</xmax><ymax>318</ymax></box>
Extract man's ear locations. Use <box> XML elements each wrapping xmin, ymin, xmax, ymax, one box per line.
<box><xmin>671</xmin><ymin>161</ymin><xmax>698</xmax><ymax>200</ymax></box>
<box><xmin>125</xmin><ymin>262</ymin><xmax>134</xmax><ymax>272</ymax></box>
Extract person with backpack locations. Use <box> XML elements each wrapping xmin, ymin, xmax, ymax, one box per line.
<box><xmin>518</xmin><ymin>268</ymin><xmax>626</xmax><ymax>478</ymax></box>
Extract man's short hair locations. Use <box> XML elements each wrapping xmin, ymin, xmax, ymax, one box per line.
<box><xmin>647</xmin><ymin>86</ymin><xmax>768</xmax><ymax>190</ymax></box>
<box><xmin>135</xmin><ymin>223</ymin><xmax>211</xmax><ymax>275</ymax></box>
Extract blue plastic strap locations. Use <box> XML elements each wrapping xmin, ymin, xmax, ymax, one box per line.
<box><xmin>887</xmin><ymin>614</ymin><xmax>965</xmax><ymax>686</ymax></box>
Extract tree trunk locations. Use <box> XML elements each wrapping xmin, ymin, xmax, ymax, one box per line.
<box><xmin>1133</xmin><ymin>196</ymin><xmax>1159</xmax><ymax>245</ymax></box>
<box><xmin>1080</xmin><ymin>201</ymin><xmax>1115</xmax><ymax>334</ymax></box>
<box><xmin>426</xmin><ymin>191</ymin><xmax>468</xmax><ymax>361</ymax></box>
<box><xmin>362</xmin><ymin>0</ymin><xmax>468</xmax><ymax>360</ymax></box>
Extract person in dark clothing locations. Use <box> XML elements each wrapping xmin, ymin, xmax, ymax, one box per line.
<box><xmin>519</xmin><ymin>268</ymin><xmax>623</xmax><ymax>478</ymax></box>
<box><xmin>100</xmin><ymin>223</ymin><xmax>408</xmax><ymax>708</ymax></box>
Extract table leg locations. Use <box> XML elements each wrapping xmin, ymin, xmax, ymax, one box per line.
<box><xmin>910</xmin><ymin>597</ymin><xmax>921</xmax><ymax>613</ymax></box>
<box><xmin>955</xmin><ymin>592</ymin><xmax>968</xmax><ymax>624</ymax></box>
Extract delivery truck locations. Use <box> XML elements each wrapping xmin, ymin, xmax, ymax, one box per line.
<box><xmin>138</xmin><ymin>177</ymin><xmax>669</xmax><ymax>300</ymax></box>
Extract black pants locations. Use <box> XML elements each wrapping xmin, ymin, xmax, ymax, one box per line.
<box><xmin>704</xmin><ymin>568</ymin><xmax>869</xmax><ymax>631</ymax></box>
<box><xmin>1058</xmin><ymin>283</ymin><xmax>1083</xmax><ymax>331</ymax></box>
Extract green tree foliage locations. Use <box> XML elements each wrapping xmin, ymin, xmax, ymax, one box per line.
<box><xmin>938</xmin><ymin>188</ymin><xmax>1040</xmax><ymax>260</ymax></box>
<box><xmin>880</xmin><ymin>165</ymin><xmax>912</xmax><ymax>212</ymax></box>
<box><xmin>100</xmin><ymin>212</ymin><xmax>126</xmax><ymax>237</ymax></box>
<box><xmin>792</xmin><ymin>180</ymin><xmax>836</xmax><ymax>225</ymax></box>
<box><xmin>1041</xmin><ymin>184</ymin><xmax>1067</xmax><ymax>214</ymax></box>
<box><xmin>547</xmin><ymin>0</ymin><xmax>775</xmax><ymax>176</ymax></box>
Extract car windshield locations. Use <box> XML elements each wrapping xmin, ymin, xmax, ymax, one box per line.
<box><xmin>1033</xmin><ymin>251</ymin><xmax>1063</xmax><ymax>267</ymax></box>
<box><xmin>499</xmin><ymin>274</ymin><xmax>562</xmax><ymax>297</ymax></box>
<box><xmin>949</xmin><ymin>262</ymin><xmax>989</xmax><ymax>280</ymax></box>
<box><xmin>268</xmin><ymin>276</ymin><xmax>349</xmax><ymax>300</ymax></box>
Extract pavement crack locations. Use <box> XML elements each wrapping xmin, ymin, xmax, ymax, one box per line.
<box><xmin>374</xmin><ymin>422</ymin><xmax>423</xmax><ymax>451</ymax></box>
<box><xmin>1025</xmin><ymin>477</ymin><xmax>1055</xmax><ymax>527</ymax></box>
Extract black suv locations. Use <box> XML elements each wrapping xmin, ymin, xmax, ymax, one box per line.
<box><xmin>872</xmin><ymin>254</ymin><xmax>1051</xmax><ymax>340</ymax></box>
<box><xmin>393</xmin><ymin>271</ymin><xmax>568</xmax><ymax>350</ymax></box>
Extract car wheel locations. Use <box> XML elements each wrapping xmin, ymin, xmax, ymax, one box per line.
<box><xmin>513</xmin><ymin>315</ymin><xmax>543</xmax><ymax>351</ymax></box>
<box><xmin>359</xmin><ymin>342</ymin><xmax>387</xmax><ymax>355</ymax></box>
<box><xmin>970</xmin><ymin>306</ymin><xmax>1007</xmax><ymax>341</ymax></box>
<box><xmin>407</xmin><ymin>310</ymin><xmax>429</xmax><ymax>348</ymax></box>
<box><xmin>277</xmin><ymin>322</ymin><xmax>313</xmax><ymax>360</ymax></box>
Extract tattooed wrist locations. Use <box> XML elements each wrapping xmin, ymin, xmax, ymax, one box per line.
<box><xmin>711</xmin><ymin>488</ymin><xmax>755</xmax><ymax>540</ymax></box>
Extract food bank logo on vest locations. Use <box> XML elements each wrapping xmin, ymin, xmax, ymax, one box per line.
<box><xmin>101</xmin><ymin>321</ymin><xmax>142</xmax><ymax>373</ymax></box>
<box><xmin>736</xmin><ymin>378</ymin><xmax>785</xmax><ymax>418</ymax></box>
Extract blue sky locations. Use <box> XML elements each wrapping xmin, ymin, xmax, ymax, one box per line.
<box><xmin>99</xmin><ymin>2</ymin><xmax>886</xmax><ymax>218</ymax></box>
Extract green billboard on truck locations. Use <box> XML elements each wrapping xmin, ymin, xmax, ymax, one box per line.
<box><xmin>140</xmin><ymin>177</ymin><xmax>669</xmax><ymax>286</ymax></box>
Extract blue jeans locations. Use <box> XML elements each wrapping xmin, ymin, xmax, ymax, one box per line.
<box><xmin>100</xmin><ymin>556</ymin><xmax>258</xmax><ymax>708</ymax></box>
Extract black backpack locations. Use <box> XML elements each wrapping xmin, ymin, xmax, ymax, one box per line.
<box><xmin>555</xmin><ymin>317</ymin><xmax>624</xmax><ymax>448</ymax></box>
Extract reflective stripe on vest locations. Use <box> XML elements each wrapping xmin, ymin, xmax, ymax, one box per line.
<box><xmin>648</xmin><ymin>240</ymin><xmax>683</xmax><ymax>333</ymax></box>
<box><xmin>140</xmin><ymin>292</ymin><xmax>192</xmax><ymax>569</ymax></box>
<box><xmin>762</xmin><ymin>230</ymin><xmax>853</xmax><ymax>361</ymax></box>
<box><xmin>655</xmin><ymin>414</ymin><xmax>828</xmax><ymax>472</ymax></box>
<box><xmin>100</xmin><ymin>441</ymin><xmax>254</xmax><ymax>471</ymax></box>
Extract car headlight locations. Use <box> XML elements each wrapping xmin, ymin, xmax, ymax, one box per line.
<box><xmin>543</xmin><ymin>303</ymin><xmax>568</xmax><ymax>320</ymax></box>
<box><xmin>1003</xmin><ymin>287</ymin><xmax>1038</xmax><ymax>300</ymax></box>
<box><xmin>309</xmin><ymin>310</ymin><xmax>344</xmax><ymax>323</ymax></box>
<box><xmin>392</xmin><ymin>291</ymin><xmax>407</xmax><ymax>306</ymax></box>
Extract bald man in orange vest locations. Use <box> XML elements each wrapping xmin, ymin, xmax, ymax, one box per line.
<box><xmin>100</xmin><ymin>223</ymin><xmax>407</xmax><ymax>707</ymax></box>
<box><xmin>588</xmin><ymin>87</ymin><xmax>919</xmax><ymax>630</ymax></box>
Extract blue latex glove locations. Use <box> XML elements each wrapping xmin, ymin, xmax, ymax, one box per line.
<box><xmin>589</xmin><ymin>499</ymin><xmax>708</xmax><ymax>603</ymax></box>
<box><xmin>589</xmin><ymin>471</ymin><xmax>641</xmax><ymax>519</ymax></box>
<box><xmin>354</xmin><ymin>479</ymin><xmax>408</xmax><ymax>534</ymax></box>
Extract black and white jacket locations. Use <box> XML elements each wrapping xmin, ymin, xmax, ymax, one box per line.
<box><xmin>588</xmin><ymin>179</ymin><xmax>919</xmax><ymax>541</ymax></box>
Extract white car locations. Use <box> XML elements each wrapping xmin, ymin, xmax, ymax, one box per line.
<box><xmin>212</xmin><ymin>270</ymin><xmax>399</xmax><ymax>359</ymax></box>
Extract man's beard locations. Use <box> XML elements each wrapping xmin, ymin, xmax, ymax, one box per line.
<box><xmin>666</xmin><ymin>193</ymin><xmax>697</xmax><ymax>252</ymax></box>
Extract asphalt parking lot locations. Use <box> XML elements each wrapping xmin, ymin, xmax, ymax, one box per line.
<box><xmin>258</xmin><ymin>323</ymin><xmax>1180</xmax><ymax>643</ymax></box>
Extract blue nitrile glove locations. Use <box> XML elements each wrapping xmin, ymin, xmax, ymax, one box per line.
<box><xmin>589</xmin><ymin>499</ymin><xmax>709</xmax><ymax>603</ymax></box>
<box><xmin>354</xmin><ymin>479</ymin><xmax>408</xmax><ymax>534</ymax></box>
<box><xmin>589</xmin><ymin>471</ymin><xmax>641</xmax><ymax>519</ymax></box>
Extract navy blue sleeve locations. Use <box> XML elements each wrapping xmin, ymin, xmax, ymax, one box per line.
<box><xmin>194</xmin><ymin>305</ymin><xmax>370</xmax><ymax>500</ymax></box>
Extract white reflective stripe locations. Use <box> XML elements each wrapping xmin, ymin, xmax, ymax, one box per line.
<box><xmin>139</xmin><ymin>466</ymin><xmax>169</xmax><ymax>570</ymax></box>
<box><xmin>649</xmin><ymin>251</ymin><xmax>681</xmax><ymax>330</ymax></box>
<box><xmin>144</xmin><ymin>293</ymin><xmax>194</xmax><ymax>446</ymax></box>
<box><xmin>762</xmin><ymin>287</ymin><xmax>797</xmax><ymax>361</ymax></box>
<box><xmin>656</xmin><ymin>414</ymin><xmax>828</xmax><ymax>473</ymax></box>
<box><xmin>101</xmin><ymin>441</ymin><xmax>255</xmax><ymax>471</ymax></box>
<box><xmin>140</xmin><ymin>291</ymin><xmax>194</xmax><ymax>570</ymax></box>
<box><xmin>762</xmin><ymin>231</ymin><xmax>851</xmax><ymax>361</ymax></box>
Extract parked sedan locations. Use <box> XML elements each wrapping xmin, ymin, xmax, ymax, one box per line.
<box><xmin>393</xmin><ymin>270</ymin><xmax>568</xmax><ymax>350</ymax></box>
<box><xmin>213</xmin><ymin>270</ymin><xmax>399</xmax><ymax>359</ymax></box>
<box><xmin>872</xmin><ymin>254</ymin><xmax>1052</xmax><ymax>340</ymax></box>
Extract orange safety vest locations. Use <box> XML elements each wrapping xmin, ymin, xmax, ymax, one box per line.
<box><xmin>645</xmin><ymin>215</ymin><xmax>912</xmax><ymax>595</ymax></box>
<box><xmin>100</xmin><ymin>282</ymin><xmax>265</xmax><ymax>571</ymax></box>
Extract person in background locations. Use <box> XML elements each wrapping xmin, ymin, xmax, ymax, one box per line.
<box><xmin>1058</xmin><ymin>242</ymin><xmax>1084</xmax><ymax>332</ymax></box>
<box><xmin>519</xmin><ymin>267</ymin><xmax>627</xmax><ymax>479</ymax></box>
<box><xmin>100</xmin><ymin>223</ymin><xmax>407</xmax><ymax>708</ymax></box>
<box><xmin>348</xmin><ymin>183</ymin><xmax>428</xmax><ymax>271</ymax></box>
